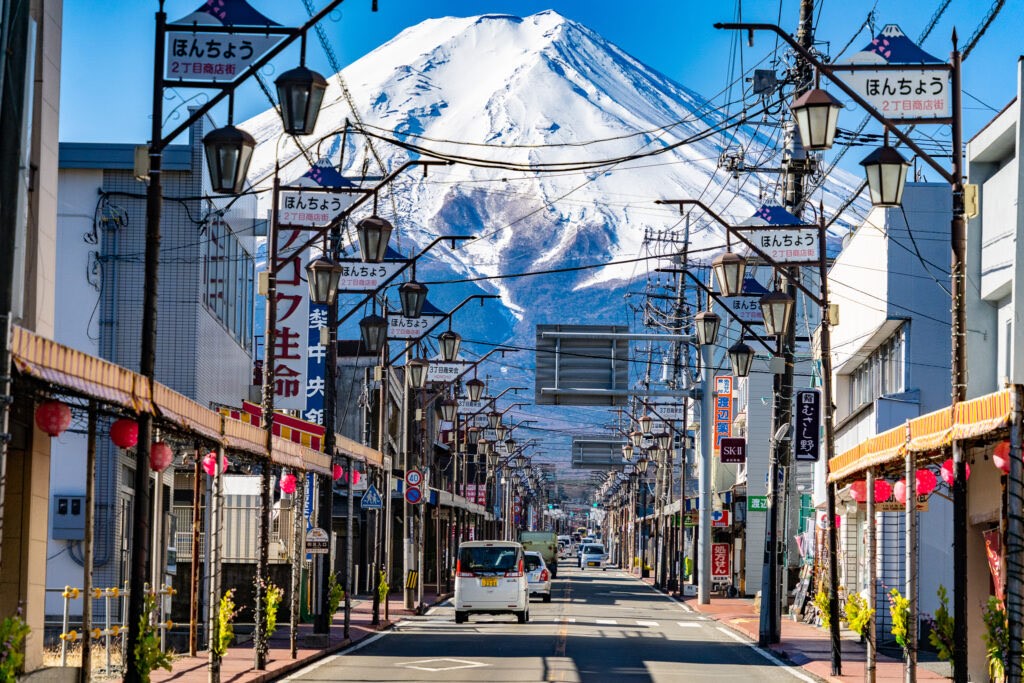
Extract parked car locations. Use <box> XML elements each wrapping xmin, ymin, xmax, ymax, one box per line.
<box><xmin>454</xmin><ymin>540</ymin><xmax>529</xmax><ymax>624</ymax></box>
<box><xmin>578</xmin><ymin>543</ymin><xmax>608</xmax><ymax>570</ymax></box>
<box><xmin>524</xmin><ymin>551</ymin><xmax>552</xmax><ymax>602</ymax></box>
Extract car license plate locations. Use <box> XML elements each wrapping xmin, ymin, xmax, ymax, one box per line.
<box><xmin>588</xmin><ymin>561</ymin><xmax>598</xmax><ymax>566</ymax></box>
<box><xmin>481</xmin><ymin>577</ymin><xmax>498</xmax><ymax>587</ymax></box>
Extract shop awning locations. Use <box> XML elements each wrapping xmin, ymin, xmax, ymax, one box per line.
<box><xmin>153</xmin><ymin>382</ymin><xmax>224</xmax><ymax>445</ymax></box>
<box><xmin>828</xmin><ymin>388</ymin><xmax>1016</xmax><ymax>483</ymax></box>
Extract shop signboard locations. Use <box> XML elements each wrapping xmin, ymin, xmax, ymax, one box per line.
<box><xmin>711</xmin><ymin>543</ymin><xmax>731</xmax><ymax>583</ymax></box>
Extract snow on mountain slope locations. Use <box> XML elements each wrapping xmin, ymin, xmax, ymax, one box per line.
<box><xmin>243</xmin><ymin>10</ymin><xmax>862</xmax><ymax>329</ymax></box>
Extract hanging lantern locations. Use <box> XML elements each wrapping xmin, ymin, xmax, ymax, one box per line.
<box><xmin>351</xmin><ymin>469</ymin><xmax>361</xmax><ymax>486</ymax></box>
<box><xmin>993</xmin><ymin>440</ymin><xmax>1012</xmax><ymax>474</ymax></box>
<box><xmin>110</xmin><ymin>418</ymin><xmax>139</xmax><ymax>449</ymax></box>
<box><xmin>466</xmin><ymin>378</ymin><xmax>485</xmax><ymax>402</ymax></box>
<box><xmin>280</xmin><ymin>472</ymin><xmax>298</xmax><ymax>494</ymax></box>
<box><xmin>915</xmin><ymin>469</ymin><xmax>937</xmax><ymax>496</ymax></box>
<box><xmin>399</xmin><ymin>280</ymin><xmax>428</xmax><ymax>319</ymax></box>
<box><xmin>861</xmin><ymin>145</ymin><xmax>910</xmax><ymax>208</ymax></box>
<box><xmin>438</xmin><ymin>330</ymin><xmax>462</xmax><ymax>362</ymax></box>
<box><xmin>333</xmin><ymin>463</ymin><xmax>344</xmax><ymax>481</ymax></box>
<box><xmin>150</xmin><ymin>441</ymin><xmax>174</xmax><ymax>473</ymax></box>
<box><xmin>893</xmin><ymin>479</ymin><xmax>907</xmax><ymax>505</ymax></box>
<box><xmin>203</xmin><ymin>125</ymin><xmax>256</xmax><ymax>195</ymax></box>
<box><xmin>359</xmin><ymin>313</ymin><xmax>388</xmax><ymax>353</ymax></box>
<box><xmin>440</xmin><ymin>399</ymin><xmax>458</xmax><ymax>423</ymax></box>
<box><xmin>35</xmin><ymin>400</ymin><xmax>72</xmax><ymax>437</ymax></box>
<box><xmin>202</xmin><ymin>451</ymin><xmax>229</xmax><ymax>476</ymax></box>
<box><xmin>356</xmin><ymin>216</ymin><xmax>394</xmax><ymax>263</ymax></box>
<box><xmin>466</xmin><ymin>426</ymin><xmax>481</xmax><ymax>446</ymax></box>
<box><xmin>274</xmin><ymin>64</ymin><xmax>328</xmax><ymax>136</ymax></box>
<box><xmin>694</xmin><ymin>310</ymin><xmax>721</xmax><ymax>347</ymax></box>
<box><xmin>940</xmin><ymin>458</ymin><xmax>969</xmax><ymax>486</ymax></box>
<box><xmin>849</xmin><ymin>480</ymin><xmax>867</xmax><ymax>503</ymax></box>
<box><xmin>760</xmin><ymin>289</ymin><xmax>795</xmax><ymax>338</ymax></box>
<box><xmin>791</xmin><ymin>86</ymin><xmax>843</xmax><ymax>150</ymax></box>
<box><xmin>407</xmin><ymin>357</ymin><xmax>430</xmax><ymax>390</ymax></box>
<box><xmin>305</xmin><ymin>256</ymin><xmax>343</xmax><ymax>306</ymax></box>
<box><xmin>874</xmin><ymin>479</ymin><xmax>892</xmax><ymax>503</ymax></box>
<box><xmin>638</xmin><ymin>414</ymin><xmax>653</xmax><ymax>436</ymax></box>
<box><xmin>728</xmin><ymin>341</ymin><xmax>755</xmax><ymax>378</ymax></box>
<box><xmin>712</xmin><ymin>252</ymin><xmax>746</xmax><ymax>297</ymax></box>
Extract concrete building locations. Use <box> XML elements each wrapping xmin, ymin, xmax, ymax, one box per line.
<box><xmin>820</xmin><ymin>183</ymin><xmax>952</xmax><ymax>646</ymax></box>
<box><xmin>0</xmin><ymin>0</ymin><xmax>64</xmax><ymax>673</ymax></box>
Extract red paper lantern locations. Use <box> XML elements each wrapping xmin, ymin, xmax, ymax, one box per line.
<box><xmin>333</xmin><ymin>464</ymin><xmax>343</xmax><ymax>481</ymax></box>
<box><xmin>916</xmin><ymin>469</ymin><xmax>938</xmax><ymax>496</ymax></box>
<box><xmin>110</xmin><ymin>418</ymin><xmax>139</xmax><ymax>449</ymax></box>
<box><xmin>874</xmin><ymin>479</ymin><xmax>892</xmax><ymax>503</ymax></box>
<box><xmin>993</xmin><ymin>440</ymin><xmax>1012</xmax><ymax>474</ymax></box>
<box><xmin>150</xmin><ymin>441</ymin><xmax>173</xmax><ymax>472</ymax></box>
<box><xmin>280</xmin><ymin>472</ymin><xmax>297</xmax><ymax>494</ymax></box>
<box><xmin>202</xmin><ymin>451</ymin><xmax>228</xmax><ymax>476</ymax></box>
<box><xmin>894</xmin><ymin>479</ymin><xmax>907</xmax><ymax>504</ymax></box>
<box><xmin>940</xmin><ymin>459</ymin><xmax>955</xmax><ymax>485</ymax></box>
<box><xmin>35</xmin><ymin>400</ymin><xmax>71</xmax><ymax>437</ymax></box>
<box><xmin>351</xmin><ymin>469</ymin><xmax>361</xmax><ymax>486</ymax></box>
<box><xmin>849</xmin><ymin>480</ymin><xmax>867</xmax><ymax>503</ymax></box>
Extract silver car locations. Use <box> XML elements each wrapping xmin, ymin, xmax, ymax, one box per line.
<box><xmin>524</xmin><ymin>551</ymin><xmax>552</xmax><ymax>602</ymax></box>
<box><xmin>578</xmin><ymin>543</ymin><xmax>608</xmax><ymax>570</ymax></box>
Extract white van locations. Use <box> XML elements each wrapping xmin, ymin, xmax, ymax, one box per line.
<box><xmin>454</xmin><ymin>540</ymin><xmax>529</xmax><ymax>624</ymax></box>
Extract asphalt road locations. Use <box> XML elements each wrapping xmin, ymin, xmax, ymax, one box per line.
<box><xmin>284</xmin><ymin>560</ymin><xmax>819</xmax><ymax>682</ymax></box>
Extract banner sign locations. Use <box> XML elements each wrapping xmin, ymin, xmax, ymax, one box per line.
<box><xmin>794</xmin><ymin>389</ymin><xmax>821</xmax><ymax>461</ymax></box>
<box><xmin>719</xmin><ymin>437</ymin><xmax>746</xmax><ymax>464</ymax></box>
<box><xmin>714</xmin><ymin>376</ymin><xmax>733</xmax><ymax>453</ymax></box>
<box><xmin>387</xmin><ymin>313</ymin><xmax>445</xmax><ymax>340</ymax></box>
<box><xmin>277</xmin><ymin>190</ymin><xmax>356</xmax><ymax>228</ymax></box>
<box><xmin>748</xmin><ymin>495</ymin><xmax>768</xmax><ymax>512</ymax></box>
<box><xmin>336</xmin><ymin>259</ymin><xmax>407</xmax><ymax>293</ymax></box>
<box><xmin>457</xmin><ymin>398</ymin><xmax>489</xmax><ymax>415</ymax></box>
<box><xmin>426</xmin><ymin>360</ymin><xmax>472</xmax><ymax>383</ymax></box>
<box><xmin>740</xmin><ymin>227</ymin><xmax>819</xmax><ymax>264</ymax></box>
<box><xmin>271</xmin><ymin>229</ymin><xmax>310</xmax><ymax>410</ymax></box>
<box><xmin>165</xmin><ymin>30</ymin><xmax>283</xmax><ymax>81</ymax></box>
<box><xmin>722</xmin><ymin>296</ymin><xmax>764</xmax><ymax>324</ymax></box>
<box><xmin>711</xmin><ymin>543</ymin><xmax>731</xmax><ymax>582</ymax></box>
<box><xmin>647</xmin><ymin>401</ymin><xmax>684</xmax><ymax>421</ymax></box>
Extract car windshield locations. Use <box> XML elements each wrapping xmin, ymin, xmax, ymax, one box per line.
<box><xmin>524</xmin><ymin>555</ymin><xmax>543</xmax><ymax>571</ymax></box>
<box><xmin>459</xmin><ymin>546</ymin><xmax>519</xmax><ymax>573</ymax></box>
<box><xmin>583</xmin><ymin>545</ymin><xmax>604</xmax><ymax>554</ymax></box>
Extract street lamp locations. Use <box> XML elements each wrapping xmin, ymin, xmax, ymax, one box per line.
<box><xmin>487</xmin><ymin>411</ymin><xmax>501</xmax><ymax>430</ymax></box>
<box><xmin>760</xmin><ymin>289</ymin><xmax>795</xmax><ymax>338</ymax></box>
<box><xmin>712</xmin><ymin>252</ymin><xmax>747</xmax><ymax>297</ymax></box>
<box><xmin>790</xmin><ymin>85</ymin><xmax>843</xmax><ymax>150</ymax></box>
<box><xmin>657</xmin><ymin>431</ymin><xmax>672</xmax><ymax>451</ymax></box>
<box><xmin>505</xmin><ymin>437</ymin><xmax>517</xmax><ymax>453</ymax></box>
<box><xmin>356</xmin><ymin>216</ymin><xmax>394</xmax><ymax>263</ymax></box>
<box><xmin>399</xmin><ymin>280</ymin><xmax>428</xmax><ymax>319</ymax></box>
<box><xmin>495</xmin><ymin>424</ymin><xmax>509</xmax><ymax>442</ymax></box>
<box><xmin>694</xmin><ymin>310</ymin><xmax>721</xmax><ymax>346</ymax></box>
<box><xmin>439</xmin><ymin>329</ymin><xmax>462</xmax><ymax>362</ymax></box>
<box><xmin>622</xmin><ymin>444</ymin><xmax>635</xmax><ymax>461</ymax></box>
<box><xmin>359</xmin><ymin>313</ymin><xmax>388</xmax><ymax>353</ymax></box>
<box><xmin>274</xmin><ymin>64</ymin><xmax>328</xmax><ymax>136</ymax></box>
<box><xmin>630</xmin><ymin>430</ymin><xmax>644</xmax><ymax>448</ymax></box>
<box><xmin>202</xmin><ymin>124</ymin><xmax>256</xmax><ymax>195</ymax></box>
<box><xmin>466</xmin><ymin>377</ymin><xmax>485</xmax><ymax>402</ymax></box>
<box><xmin>440</xmin><ymin>398</ymin><xmax>458</xmax><ymax>423</ymax></box>
<box><xmin>638</xmin><ymin>414</ymin><xmax>654</xmax><ymax>436</ymax></box>
<box><xmin>861</xmin><ymin>143</ymin><xmax>911</xmax><ymax>208</ymax></box>
<box><xmin>636</xmin><ymin>457</ymin><xmax>651</xmax><ymax>475</ymax></box>
<box><xmin>407</xmin><ymin>356</ymin><xmax>430</xmax><ymax>390</ymax></box>
<box><xmin>728</xmin><ymin>341</ymin><xmax>755</xmax><ymax>378</ymax></box>
<box><xmin>306</xmin><ymin>256</ymin><xmax>343</xmax><ymax>306</ymax></box>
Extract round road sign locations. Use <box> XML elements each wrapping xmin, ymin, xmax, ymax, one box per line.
<box><xmin>406</xmin><ymin>469</ymin><xmax>423</xmax><ymax>487</ymax></box>
<box><xmin>405</xmin><ymin>486</ymin><xmax>423</xmax><ymax>505</ymax></box>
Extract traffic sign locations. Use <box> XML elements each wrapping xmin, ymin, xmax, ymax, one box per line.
<box><xmin>360</xmin><ymin>483</ymin><xmax>383</xmax><ymax>510</ymax></box>
<box><xmin>404</xmin><ymin>486</ymin><xmax>423</xmax><ymax>505</ymax></box>
<box><xmin>305</xmin><ymin>527</ymin><xmax>329</xmax><ymax>554</ymax></box>
<box><xmin>406</xmin><ymin>469</ymin><xmax>423</xmax><ymax>487</ymax></box>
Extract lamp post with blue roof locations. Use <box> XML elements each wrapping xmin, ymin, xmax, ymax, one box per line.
<box><xmin>715</xmin><ymin>18</ymin><xmax>967</xmax><ymax>681</ymax></box>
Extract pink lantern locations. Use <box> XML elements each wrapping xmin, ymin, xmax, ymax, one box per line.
<box><xmin>202</xmin><ymin>451</ymin><xmax>228</xmax><ymax>476</ymax></box>
<box><xmin>993</xmin><ymin>440</ymin><xmax>1012</xmax><ymax>475</ymax></box>
<box><xmin>280</xmin><ymin>472</ymin><xmax>297</xmax><ymax>494</ymax></box>
<box><xmin>351</xmin><ymin>469</ymin><xmax>361</xmax><ymax>486</ymax></box>
<box><xmin>849</xmin><ymin>480</ymin><xmax>867</xmax><ymax>503</ymax></box>
<box><xmin>874</xmin><ymin>479</ymin><xmax>893</xmax><ymax>503</ymax></box>
<box><xmin>150</xmin><ymin>441</ymin><xmax>173</xmax><ymax>473</ymax></box>
<box><xmin>35</xmin><ymin>400</ymin><xmax>72</xmax><ymax>437</ymax></box>
<box><xmin>894</xmin><ymin>479</ymin><xmax>907</xmax><ymax>504</ymax></box>
<box><xmin>110</xmin><ymin>418</ymin><xmax>139</xmax><ymax>449</ymax></box>
<box><xmin>940</xmin><ymin>459</ymin><xmax>955</xmax><ymax>485</ymax></box>
<box><xmin>916</xmin><ymin>469</ymin><xmax>938</xmax><ymax>496</ymax></box>
<box><xmin>332</xmin><ymin>464</ymin><xmax>343</xmax><ymax>481</ymax></box>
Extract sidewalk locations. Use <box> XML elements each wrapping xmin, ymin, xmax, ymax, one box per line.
<box><xmin>635</xmin><ymin>575</ymin><xmax>951</xmax><ymax>682</ymax></box>
<box><xmin>148</xmin><ymin>590</ymin><xmax>447</xmax><ymax>683</ymax></box>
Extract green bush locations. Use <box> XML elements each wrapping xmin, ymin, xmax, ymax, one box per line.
<box><xmin>982</xmin><ymin>596</ymin><xmax>1007</xmax><ymax>683</ymax></box>
<box><xmin>813</xmin><ymin>588</ymin><xmax>832</xmax><ymax>630</ymax></box>
<box><xmin>927</xmin><ymin>585</ymin><xmax>955</xmax><ymax>665</ymax></box>
<box><xmin>213</xmin><ymin>589</ymin><xmax>239</xmax><ymax>658</ymax></box>
<box><xmin>844</xmin><ymin>591</ymin><xmax>874</xmax><ymax>638</ymax></box>
<box><xmin>888</xmin><ymin>588</ymin><xmax>910</xmax><ymax>652</ymax></box>
<box><xmin>328</xmin><ymin>572</ymin><xmax>345</xmax><ymax>617</ymax></box>
<box><xmin>134</xmin><ymin>592</ymin><xmax>172</xmax><ymax>681</ymax></box>
<box><xmin>264</xmin><ymin>582</ymin><xmax>284</xmax><ymax>637</ymax></box>
<box><xmin>0</xmin><ymin>609</ymin><xmax>30</xmax><ymax>681</ymax></box>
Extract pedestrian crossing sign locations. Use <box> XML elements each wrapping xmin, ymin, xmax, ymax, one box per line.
<box><xmin>361</xmin><ymin>483</ymin><xmax>383</xmax><ymax>509</ymax></box>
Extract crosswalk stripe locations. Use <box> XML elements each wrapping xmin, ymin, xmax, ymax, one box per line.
<box><xmin>635</xmin><ymin>620</ymin><xmax>659</xmax><ymax>626</ymax></box>
<box><xmin>677</xmin><ymin>621</ymin><xmax>702</xmax><ymax>628</ymax></box>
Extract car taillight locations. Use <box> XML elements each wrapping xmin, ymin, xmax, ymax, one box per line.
<box><xmin>540</xmin><ymin>569</ymin><xmax>550</xmax><ymax>582</ymax></box>
<box><xmin>456</xmin><ymin>560</ymin><xmax>475</xmax><ymax>578</ymax></box>
<box><xmin>505</xmin><ymin>558</ymin><xmax>524</xmax><ymax>578</ymax></box>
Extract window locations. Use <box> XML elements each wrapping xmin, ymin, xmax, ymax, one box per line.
<box><xmin>846</xmin><ymin>326</ymin><xmax>905</xmax><ymax>414</ymax></box>
<box><xmin>202</xmin><ymin>216</ymin><xmax>254</xmax><ymax>350</ymax></box>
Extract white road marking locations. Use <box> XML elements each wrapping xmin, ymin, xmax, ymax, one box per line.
<box><xmin>676</xmin><ymin>621</ymin><xmax>702</xmax><ymax>628</ymax></box>
<box><xmin>397</xmin><ymin>658</ymin><xmax>489</xmax><ymax>672</ymax></box>
<box><xmin>281</xmin><ymin>629</ymin><xmax>393</xmax><ymax>680</ymax></box>
<box><xmin>635</xmin><ymin>620</ymin><xmax>659</xmax><ymax>627</ymax></box>
<box><xmin>560</xmin><ymin>617</ymin><xmax>576</xmax><ymax>623</ymax></box>
<box><xmin>595</xmin><ymin>619</ymin><xmax>618</xmax><ymax>625</ymax></box>
<box><xmin>715</xmin><ymin>627</ymin><xmax>820</xmax><ymax>683</ymax></box>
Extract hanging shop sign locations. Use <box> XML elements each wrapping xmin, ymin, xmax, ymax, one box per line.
<box><xmin>793</xmin><ymin>389</ymin><xmax>821</xmax><ymax>461</ymax></box>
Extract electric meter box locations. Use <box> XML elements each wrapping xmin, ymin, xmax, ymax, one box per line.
<box><xmin>52</xmin><ymin>494</ymin><xmax>86</xmax><ymax>540</ymax></box>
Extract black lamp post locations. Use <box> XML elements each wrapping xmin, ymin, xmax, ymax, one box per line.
<box><xmin>861</xmin><ymin>143</ymin><xmax>911</xmax><ymax>208</ymax></box>
<box><xmin>728</xmin><ymin>341</ymin><xmax>755</xmax><ymax>378</ymax></box>
<box><xmin>790</xmin><ymin>85</ymin><xmax>843</xmax><ymax>150</ymax></box>
<box><xmin>274</xmin><ymin>64</ymin><xmax>328</xmax><ymax>136</ymax></box>
<box><xmin>694</xmin><ymin>310</ymin><xmax>721</xmax><ymax>347</ymax></box>
<box><xmin>407</xmin><ymin>356</ymin><xmax>430</xmax><ymax>390</ymax></box>
<box><xmin>440</xmin><ymin>398</ymin><xmax>458</xmax><ymax>423</ymax></box>
<box><xmin>399</xmin><ymin>280</ymin><xmax>428</xmax><ymax>319</ymax></box>
<box><xmin>760</xmin><ymin>289</ymin><xmax>795</xmax><ymax>338</ymax></box>
<box><xmin>306</xmin><ymin>256</ymin><xmax>343</xmax><ymax>306</ymax></box>
<box><xmin>439</xmin><ymin>329</ymin><xmax>462</xmax><ymax>362</ymax></box>
<box><xmin>356</xmin><ymin>216</ymin><xmax>394</xmax><ymax>263</ymax></box>
<box><xmin>712</xmin><ymin>252</ymin><xmax>746</xmax><ymax>297</ymax></box>
<box><xmin>203</xmin><ymin>124</ymin><xmax>256</xmax><ymax>195</ymax></box>
<box><xmin>359</xmin><ymin>313</ymin><xmax>388</xmax><ymax>353</ymax></box>
<box><xmin>466</xmin><ymin>377</ymin><xmax>485</xmax><ymax>402</ymax></box>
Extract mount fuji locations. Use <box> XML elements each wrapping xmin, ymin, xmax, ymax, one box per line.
<box><xmin>241</xmin><ymin>10</ymin><xmax>862</xmax><ymax>446</ymax></box>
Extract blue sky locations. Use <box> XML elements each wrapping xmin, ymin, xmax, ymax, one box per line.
<box><xmin>62</xmin><ymin>1</ymin><xmax>1021</xmax><ymax>145</ymax></box>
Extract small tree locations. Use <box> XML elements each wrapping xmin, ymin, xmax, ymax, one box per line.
<box><xmin>0</xmin><ymin>607</ymin><xmax>30</xmax><ymax>681</ymax></box>
<box><xmin>926</xmin><ymin>585</ymin><xmax>955</xmax><ymax>666</ymax></box>
<box><xmin>844</xmin><ymin>591</ymin><xmax>874</xmax><ymax>640</ymax></box>
<box><xmin>213</xmin><ymin>589</ymin><xmax>240</xmax><ymax>658</ymax></box>
<box><xmin>888</xmin><ymin>588</ymin><xmax>911</xmax><ymax>652</ymax></box>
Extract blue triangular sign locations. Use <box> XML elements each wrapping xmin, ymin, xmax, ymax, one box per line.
<box><xmin>361</xmin><ymin>483</ymin><xmax>383</xmax><ymax>509</ymax></box>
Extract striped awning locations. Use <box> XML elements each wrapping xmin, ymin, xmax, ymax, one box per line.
<box><xmin>11</xmin><ymin>326</ymin><xmax>152</xmax><ymax>413</ymax></box>
<box><xmin>153</xmin><ymin>382</ymin><xmax>224</xmax><ymax>445</ymax></box>
<box><xmin>829</xmin><ymin>388</ymin><xmax>1017</xmax><ymax>483</ymax></box>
